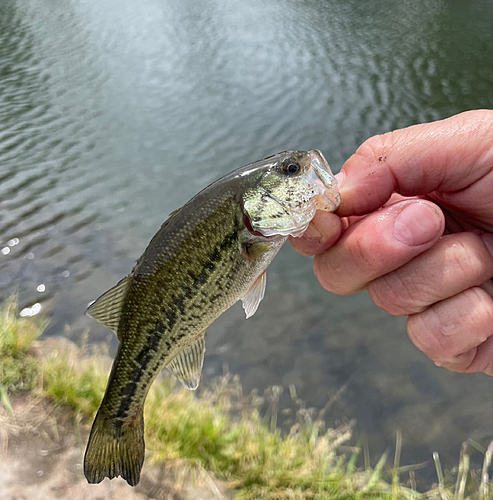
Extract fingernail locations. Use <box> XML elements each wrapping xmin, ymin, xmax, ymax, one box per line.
<box><xmin>303</xmin><ymin>222</ymin><xmax>322</xmax><ymax>243</ymax></box>
<box><xmin>481</xmin><ymin>233</ymin><xmax>493</xmax><ymax>258</ymax></box>
<box><xmin>393</xmin><ymin>202</ymin><xmax>442</xmax><ymax>246</ymax></box>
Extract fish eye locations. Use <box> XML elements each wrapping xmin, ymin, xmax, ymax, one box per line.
<box><xmin>282</xmin><ymin>161</ymin><xmax>301</xmax><ymax>176</ymax></box>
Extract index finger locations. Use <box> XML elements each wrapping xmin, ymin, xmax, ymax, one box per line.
<box><xmin>338</xmin><ymin>109</ymin><xmax>493</xmax><ymax>217</ymax></box>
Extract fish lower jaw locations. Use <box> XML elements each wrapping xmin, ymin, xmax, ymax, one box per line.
<box><xmin>252</xmin><ymin>223</ymin><xmax>309</xmax><ymax>238</ymax></box>
<box><xmin>288</xmin><ymin>222</ymin><xmax>310</xmax><ymax>238</ymax></box>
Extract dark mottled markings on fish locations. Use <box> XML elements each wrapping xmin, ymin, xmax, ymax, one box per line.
<box><xmin>114</xmin><ymin>225</ymin><xmax>240</xmax><ymax>421</ymax></box>
<box><xmin>115</xmin><ymin>328</ymin><xmax>163</xmax><ymax>423</ymax></box>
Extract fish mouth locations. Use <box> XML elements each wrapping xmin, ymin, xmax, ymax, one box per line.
<box><xmin>307</xmin><ymin>149</ymin><xmax>341</xmax><ymax>212</ymax></box>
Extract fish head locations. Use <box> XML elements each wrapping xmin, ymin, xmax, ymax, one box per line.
<box><xmin>242</xmin><ymin>150</ymin><xmax>341</xmax><ymax>238</ymax></box>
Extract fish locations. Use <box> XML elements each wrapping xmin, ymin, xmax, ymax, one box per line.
<box><xmin>83</xmin><ymin>149</ymin><xmax>340</xmax><ymax>486</ymax></box>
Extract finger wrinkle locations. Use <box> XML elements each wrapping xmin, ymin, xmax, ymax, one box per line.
<box><xmin>369</xmin><ymin>272</ymin><xmax>424</xmax><ymax>316</ymax></box>
<box><xmin>407</xmin><ymin>288</ymin><xmax>493</xmax><ymax>366</ymax></box>
<box><xmin>462</xmin><ymin>347</ymin><xmax>487</xmax><ymax>374</ymax></box>
<box><xmin>313</xmin><ymin>253</ymin><xmax>365</xmax><ymax>296</ymax></box>
<box><xmin>356</xmin><ymin>132</ymin><xmax>402</xmax><ymax>192</ymax></box>
<box><xmin>469</xmin><ymin>287</ymin><xmax>493</xmax><ymax>328</ymax></box>
<box><xmin>370</xmin><ymin>232</ymin><xmax>493</xmax><ymax>317</ymax></box>
<box><xmin>447</xmin><ymin>237</ymin><xmax>487</xmax><ymax>284</ymax></box>
<box><xmin>407</xmin><ymin>311</ymin><xmax>446</xmax><ymax>362</ymax></box>
<box><xmin>440</xmin><ymin>348</ymin><xmax>477</xmax><ymax>373</ymax></box>
<box><xmin>461</xmin><ymin>336</ymin><xmax>493</xmax><ymax>374</ymax></box>
<box><xmin>349</xmin><ymin>232</ymin><xmax>381</xmax><ymax>274</ymax></box>
<box><xmin>312</xmin><ymin>224</ymin><xmax>377</xmax><ymax>295</ymax></box>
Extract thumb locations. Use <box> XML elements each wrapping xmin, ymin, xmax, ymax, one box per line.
<box><xmin>337</xmin><ymin>109</ymin><xmax>493</xmax><ymax>217</ymax></box>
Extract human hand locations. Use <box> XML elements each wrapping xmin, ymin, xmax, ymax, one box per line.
<box><xmin>292</xmin><ymin>110</ymin><xmax>493</xmax><ymax>374</ymax></box>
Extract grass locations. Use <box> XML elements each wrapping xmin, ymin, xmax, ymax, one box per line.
<box><xmin>1</xmin><ymin>296</ymin><xmax>493</xmax><ymax>499</ymax></box>
<box><xmin>0</xmin><ymin>296</ymin><xmax>46</xmax><ymax>394</ymax></box>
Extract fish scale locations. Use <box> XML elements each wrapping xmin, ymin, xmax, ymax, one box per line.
<box><xmin>83</xmin><ymin>150</ymin><xmax>340</xmax><ymax>486</ymax></box>
<box><xmin>104</xmin><ymin>197</ymin><xmax>262</xmax><ymax>420</ymax></box>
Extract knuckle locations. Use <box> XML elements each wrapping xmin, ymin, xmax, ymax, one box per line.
<box><xmin>406</xmin><ymin>313</ymin><xmax>443</xmax><ymax>362</ymax></box>
<box><xmin>447</xmin><ymin>235</ymin><xmax>486</xmax><ymax>283</ymax></box>
<box><xmin>292</xmin><ymin>243</ymin><xmax>316</xmax><ymax>257</ymax></box>
<box><xmin>356</xmin><ymin>131</ymin><xmax>396</xmax><ymax>163</ymax></box>
<box><xmin>469</xmin><ymin>288</ymin><xmax>493</xmax><ymax>329</ymax></box>
<box><xmin>462</xmin><ymin>350</ymin><xmax>488</xmax><ymax>374</ymax></box>
<box><xmin>472</xmin><ymin>109</ymin><xmax>493</xmax><ymax>131</ymax></box>
<box><xmin>407</xmin><ymin>311</ymin><xmax>463</xmax><ymax>365</ymax></box>
<box><xmin>408</xmin><ymin>288</ymin><xmax>493</xmax><ymax>368</ymax></box>
<box><xmin>368</xmin><ymin>273</ymin><xmax>418</xmax><ymax>316</ymax></box>
<box><xmin>447</xmin><ymin>349</ymin><xmax>477</xmax><ymax>373</ymax></box>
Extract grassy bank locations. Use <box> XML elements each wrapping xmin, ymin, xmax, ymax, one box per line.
<box><xmin>0</xmin><ymin>298</ymin><xmax>492</xmax><ymax>499</ymax></box>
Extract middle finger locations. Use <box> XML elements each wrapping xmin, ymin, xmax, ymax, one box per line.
<box><xmin>368</xmin><ymin>232</ymin><xmax>493</xmax><ymax>316</ymax></box>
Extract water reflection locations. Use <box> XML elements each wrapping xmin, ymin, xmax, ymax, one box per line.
<box><xmin>1</xmin><ymin>0</ymin><xmax>493</xmax><ymax>476</ymax></box>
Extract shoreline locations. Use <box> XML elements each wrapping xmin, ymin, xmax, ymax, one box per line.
<box><xmin>0</xmin><ymin>299</ymin><xmax>491</xmax><ymax>499</ymax></box>
<box><xmin>1</xmin><ymin>391</ymin><xmax>227</xmax><ymax>500</ymax></box>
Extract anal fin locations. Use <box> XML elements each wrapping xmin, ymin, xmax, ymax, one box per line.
<box><xmin>166</xmin><ymin>332</ymin><xmax>206</xmax><ymax>390</ymax></box>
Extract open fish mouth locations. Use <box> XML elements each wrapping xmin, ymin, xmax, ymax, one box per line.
<box><xmin>307</xmin><ymin>149</ymin><xmax>341</xmax><ymax>213</ymax></box>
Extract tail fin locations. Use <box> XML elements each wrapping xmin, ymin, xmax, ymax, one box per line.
<box><xmin>84</xmin><ymin>408</ymin><xmax>145</xmax><ymax>486</ymax></box>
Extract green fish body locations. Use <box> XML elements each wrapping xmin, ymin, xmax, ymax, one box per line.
<box><xmin>84</xmin><ymin>150</ymin><xmax>340</xmax><ymax>486</ymax></box>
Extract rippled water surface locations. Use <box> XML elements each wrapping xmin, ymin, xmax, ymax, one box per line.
<box><xmin>2</xmin><ymin>0</ymin><xmax>493</xmax><ymax>475</ymax></box>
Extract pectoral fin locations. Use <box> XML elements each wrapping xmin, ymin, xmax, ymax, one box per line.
<box><xmin>166</xmin><ymin>332</ymin><xmax>207</xmax><ymax>390</ymax></box>
<box><xmin>86</xmin><ymin>276</ymin><xmax>131</xmax><ymax>341</ymax></box>
<box><xmin>241</xmin><ymin>271</ymin><xmax>267</xmax><ymax>319</ymax></box>
<box><xmin>243</xmin><ymin>241</ymin><xmax>272</xmax><ymax>260</ymax></box>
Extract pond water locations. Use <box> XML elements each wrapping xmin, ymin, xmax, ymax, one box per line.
<box><xmin>2</xmin><ymin>0</ymin><xmax>493</xmax><ymax>479</ymax></box>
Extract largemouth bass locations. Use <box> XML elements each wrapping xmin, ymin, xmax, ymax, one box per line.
<box><xmin>84</xmin><ymin>150</ymin><xmax>340</xmax><ymax>486</ymax></box>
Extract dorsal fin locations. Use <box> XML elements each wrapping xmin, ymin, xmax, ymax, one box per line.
<box><xmin>160</xmin><ymin>207</ymin><xmax>182</xmax><ymax>229</ymax></box>
<box><xmin>166</xmin><ymin>332</ymin><xmax>206</xmax><ymax>390</ymax></box>
<box><xmin>241</xmin><ymin>271</ymin><xmax>267</xmax><ymax>319</ymax></box>
<box><xmin>86</xmin><ymin>276</ymin><xmax>131</xmax><ymax>341</ymax></box>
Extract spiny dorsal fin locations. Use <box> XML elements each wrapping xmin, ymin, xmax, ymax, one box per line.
<box><xmin>241</xmin><ymin>271</ymin><xmax>266</xmax><ymax>319</ymax></box>
<box><xmin>86</xmin><ymin>276</ymin><xmax>131</xmax><ymax>341</ymax></box>
<box><xmin>166</xmin><ymin>332</ymin><xmax>206</xmax><ymax>390</ymax></box>
<box><xmin>160</xmin><ymin>207</ymin><xmax>182</xmax><ymax>229</ymax></box>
